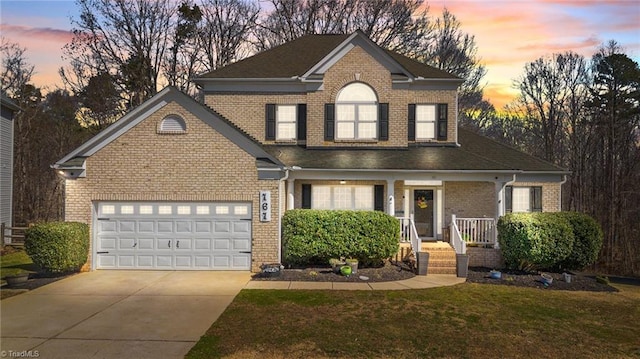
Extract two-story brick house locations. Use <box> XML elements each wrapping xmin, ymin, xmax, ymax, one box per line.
<box><xmin>54</xmin><ymin>31</ymin><xmax>567</xmax><ymax>272</ymax></box>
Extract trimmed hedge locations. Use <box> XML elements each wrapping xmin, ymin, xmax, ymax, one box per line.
<box><xmin>25</xmin><ymin>222</ymin><xmax>89</xmax><ymax>273</ymax></box>
<box><xmin>282</xmin><ymin>209</ymin><xmax>399</xmax><ymax>266</ymax></box>
<box><xmin>498</xmin><ymin>213</ymin><xmax>574</xmax><ymax>270</ymax></box>
<box><xmin>557</xmin><ymin>212</ymin><xmax>603</xmax><ymax>270</ymax></box>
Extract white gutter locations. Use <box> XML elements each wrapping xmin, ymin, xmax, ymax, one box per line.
<box><xmin>558</xmin><ymin>174</ymin><xmax>568</xmax><ymax>210</ymax></box>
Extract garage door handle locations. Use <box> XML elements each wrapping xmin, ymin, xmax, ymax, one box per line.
<box><xmin>176</xmin><ymin>240</ymin><xmax>180</xmax><ymax>249</ymax></box>
<box><xmin>168</xmin><ymin>240</ymin><xmax>171</xmax><ymax>248</ymax></box>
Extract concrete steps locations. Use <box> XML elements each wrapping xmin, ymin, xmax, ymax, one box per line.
<box><xmin>421</xmin><ymin>242</ymin><xmax>457</xmax><ymax>275</ymax></box>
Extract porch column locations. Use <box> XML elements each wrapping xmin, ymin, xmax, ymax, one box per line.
<box><xmin>386</xmin><ymin>179</ymin><xmax>395</xmax><ymax>216</ymax></box>
<box><xmin>495</xmin><ymin>181</ymin><xmax>505</xmax><ymax>217</ymax></box>
<box><xmin>287</xmin><ymin>179</ymin><xmax>295</xmax><ymax>210</ymax></box>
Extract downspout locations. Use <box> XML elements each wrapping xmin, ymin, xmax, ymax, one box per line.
<box><xmin>277</xmin><ymin>168</ymin><xmax>290</xmax><ymax>264</ymax></box>
<box><xmin>558</xmin><ymin>174</ymin><xmax>568</xmax><ymax>211</ymax></box>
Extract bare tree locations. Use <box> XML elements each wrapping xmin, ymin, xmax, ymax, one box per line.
<box><xmin>165</xmin><ymin>1</ymin><xmax>203</xmax><ymax>95</ymax></box>
<box><xmin>514</xmin><ymin>52</ymin><xmax>589</xmax><ymax>164</ymax></box>
<box><xmin>1</xmin><ymin>38</ymin><xmax>35</xmax><ymax>98</ymax></box>
<box><xmin>254</xmin><ymin>0</ymin><xmax>428</xmax><ymax>54</ymax></box>
<box><xmin>62</xmin><ymin>0</ymin><xmax>175</xmax><ymax>108</ymax></box>
<box><xmin>198</xmin><ymin>0</ymin><xmax>260</xmax><ymax>71</ymax></box>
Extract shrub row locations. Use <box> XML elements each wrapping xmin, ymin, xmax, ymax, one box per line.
<box><xmin>282</xmin><ymin>209</ymin><xmax>399</xmax><ymax>267</ymax></box>
<box><xmin>497</xmin><ymin>212</ymin><xmax>603</xmax><ymax>271</ymax></box>
<box><xmin>25</xmin><ymin>221</ymin><xmax>90</xmax><ymax>273</ymax></box>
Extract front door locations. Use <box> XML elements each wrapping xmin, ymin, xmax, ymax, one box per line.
<box><xmin>413</xmin><ymin>189</ymin><xmax>434</xmax><ymax>238</ymax></box>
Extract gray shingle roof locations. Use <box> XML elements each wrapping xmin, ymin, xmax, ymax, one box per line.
<box><xmin>264</xmin><ymin>128</ymin><xmax>566</xmax><ymax>173</ymax></box>
<box><xmin>198</xmin><ymin>32</ymin><xmax>458</xmax><ymax>80</ymax></box>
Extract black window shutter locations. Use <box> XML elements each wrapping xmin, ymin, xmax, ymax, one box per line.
<box><xmin>265</xmin><ymin>104</ymin><xmax>276</xmax><ymax>140</ymax></box>
<box><xmin>408</xmin><ymin>104</ymin><xmax>416</xmax><ymax>141</ymax></box>
<box><xmin>324</xmin><ymin>104</ymin><xmax>335</xmax><ymax>141</ymax></box>
<box><xmin>378</xmin><ymin>103</ymin><xmax>389</xmax><ymax>141</ymax></box>
<box><xmin>302</xmin><ymin>184</ymin><xmax>312</xmax><ymax>209</ymax></box>
<box><xmin>297</xmin><ymin>104</ymin><xmax>307</xmax><ymax>140</ymax></box>
<box><xmin>437</xmin><ymin>103</ymin><xmax>448</xmax><ymax>141</ymax></box>
<box><xmin>374</xmin><ymin>185</ymin><xmax>385</xmax><ymax>212</ymax></box>
<box><xmin>505</xmin><ymin>186</ymin><xmax>513</xmax><ymax>213</ymax></box>
<box><xmin>531</xmin><ymin>186</ymin><xmax>542</xmax><ymax>212</ymax></box>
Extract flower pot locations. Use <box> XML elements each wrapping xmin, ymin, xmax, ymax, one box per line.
<box><xmin>346</xmin><ymin>259</ymin><xmax>358</xmax><ymax>274</ymax></box>
<box><xmin>340</xmin><ymin>265</ymin><xmax>352</xmax><ymax>276</ymax></box>
<box><xmin>489</xmin><ymin>270</ymin><xmax>501</xmax><ymax>279</ymax></box>
<box><xmin>5</xmin><ymin>272</ymin><xmax>29</xmax><ymax>286</ymax></box>
<box><xmin>540</xmin><ymin>273</ymin><xmax>553</xmax><ymax>285</ymax></box>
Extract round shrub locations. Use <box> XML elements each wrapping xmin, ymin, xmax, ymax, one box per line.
<box><xmin>557</xmin><ymin>212</ymin><xmax>603</xmax><ymax>270</ymax></box>
<box><xmin>282</xmin><ymin>210</ymin><xmax>399</xmax><ymax>267</ymax></box>
<box><xmin>25</xmin><ymin>222</ymin><xmax>90</xmax><ymax>273</ymax></box>
<box><xmin>498</xmin><ymin>213</ymin><xmax>574</xmax><ymax>270</ymax></box>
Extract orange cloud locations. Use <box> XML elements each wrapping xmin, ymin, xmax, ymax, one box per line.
<box><xmin>0</xmin><ymin>24</ymin><xmax>73</xmax><ymax>43</ymax></box>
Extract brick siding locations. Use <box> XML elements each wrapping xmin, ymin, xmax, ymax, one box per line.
<box><xmin>65</xmin><ymin>101</ymin><xmax>280</xmax><ymax>272</ymax></box>
<box><xmin>205</xmin><ymin>45</ymin><xmax>457</xmax><ymax>147</ymax></box>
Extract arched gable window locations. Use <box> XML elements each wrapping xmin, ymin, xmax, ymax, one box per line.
<box><xmin>335</xmin><ymin>83</ymin><xmax>378</xmax><ymax>139</ymax></box>
<box><xmin>158</xmin><ymin>115</ymin><xmax>186</xmax><ymax>133</ymax></box>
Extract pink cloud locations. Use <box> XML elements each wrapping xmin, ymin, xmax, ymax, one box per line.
<box><xmin>0</xmin><ymin>24</ymin><xmax>73</xmax><ymax>43</ymax></box>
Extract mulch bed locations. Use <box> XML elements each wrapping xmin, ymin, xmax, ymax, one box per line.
<box><xmin>466</xmin><ymin>267</ymin><xmax>618</xmax><ymax>292</ymax></box>
<box><xmin>252</xmin><ymin>260</ymin><xmax>416</xmax><ymax>282</ymax></box>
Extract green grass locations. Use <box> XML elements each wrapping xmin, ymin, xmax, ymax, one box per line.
<box><xmin>186</xmin><ymin>283</ymin><xmax>640</xmax><ymax>359</ymax></box>
<box><xmin>0</xmin><ymin>249</ymin><xmax>38</xmax><ymax>278</ymax></box>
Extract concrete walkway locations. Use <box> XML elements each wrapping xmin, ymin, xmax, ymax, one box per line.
<box><xmin>1</xmin><ymin>272</ymin><xmax>463</xmax><ymax>359</ymax></box>
<box><xmin>245</xmin><ymin>274</ymin><xmax>466</xmax><ymax>290</ymax></box>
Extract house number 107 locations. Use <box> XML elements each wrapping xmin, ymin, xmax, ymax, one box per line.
<box><xmin>260</xmin><ymin>191</ymin><xmax>271</xmax><ymax>222</ymax></box>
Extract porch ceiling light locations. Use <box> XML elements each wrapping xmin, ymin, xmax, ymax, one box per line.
<box><xmin>339</xmin><ymin>180</ymin><xmax>346</xmax><ymax>184</ymax></box>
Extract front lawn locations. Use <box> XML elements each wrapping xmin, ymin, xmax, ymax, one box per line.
<box><xmin>187</xmin><ymin>283</ymin><xmax>640</xmax><ymax>359</ymax></box>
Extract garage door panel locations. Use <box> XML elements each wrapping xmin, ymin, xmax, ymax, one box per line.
<box><xmin>195</xmin><ymin>221</ymin><xmax>212</xmax><ymax>233</ymax></box>
<box><xmin>176</xmin><ymin>221</ymin><xmax>191</xmax><ymax>233</ymax></box>
<box><xmin>118</xmin><ymin>238</ymin><xmax>136</xmax><ymax>250</ymax></box>
<box><xmin>95</xmin><ymin>202</ymin><xmax>251</xmax><ymax>270</ymax></box>
<box><xmin>176</xmin><ymin>238</ymin><xmax>192</xmax><ymax>250</ymax></box>
<box><xmin>100</xmin><ymin>238</ymin><xmax>116</xmax><ymax>250</ymax></box>
<box><xmin>138</xmin><ymin>221</ymin><xmax>155</xmax><ymax>233</ymax></box>
<box><xmin>137</xmin><ymin>256</ymin><xmax>154</xmax><ymax>267</ymax></box>
<box><xmin>175</xmin><ymin>256</ymin><xmax>192</xmax><ymax>267</ymax></box>
<box><xmin>138</xmin><ymin>238</ymin><xmax>154</xmax><ymax>250</ymax></box>
<box><xmin>118</xmin><ymin>256</ymin><xmax>135</xmax><ymax>267</ymax></box>
<box><xmin>99</xmin><ymin>221</ymin><xmax>117</xmax><ymax>232</ymax></box>
<box><xmin>157</xmin><ymin>221</ymin><xmax>173</xmax><ymax>233</ymax></box>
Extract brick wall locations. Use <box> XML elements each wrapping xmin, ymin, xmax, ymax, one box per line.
<box><xmin>205</xmin><ymin>45</ymin><xmax>457</xmax><ymax>148</ymax></box>
<box><xmin>467</xmin><ymin>247</ymin><xmax>504</xmax><ymax>268</ymax></box>
<box><xmin>444</xmin><ymin>181</ymin><xmax>496</xmax><ymax>223</ymax></box>
<box><xmin>65</xmin><ymin>101</ymin><xmax>280</xmax><ymax>272</ymax></box>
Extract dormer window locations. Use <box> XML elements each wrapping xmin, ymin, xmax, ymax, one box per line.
<box><xmin>335</xmin><ymin>83</ymin><xmax>378</xmax><ymax>140</ymax></box>
<box><xmin>158</xmin><ymin>115</ymin><xmax>186</xmax><ymax>134</ymax></box>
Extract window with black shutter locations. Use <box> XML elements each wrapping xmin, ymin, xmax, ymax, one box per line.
<box><xmin>265</xmin><ymin>104</ymin><xmax>276</xmax><ymax>140</ymax></box>
<box><xmin>324</xmin><ymin>104</ymin><xmax>335</xmax><ymax>141</ymax></box>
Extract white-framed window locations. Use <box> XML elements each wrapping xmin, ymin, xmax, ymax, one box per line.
<box><xmin>335</xmin><ymin>83</ymin><xmax>378</xmax><ymax>140</ymax></box>
<box><xmin>415</xmin><ymin>104</ymin><xmax>436</xmax><ymax>140</ymax></box>
<box><xmin>506</xmin><ymin>186</ymin><xmax>542</xmax><ymax>213</ymax></box>
<box><xmin>276</xmin><ymin>105</ymin><xmax>297</xmax><ymax>140</ymax></box>
<box><xmin>159</xmin><ymin>115</ymin><xmax>186</xmax><ymax>133</ymax></box>
<box><xmin>512</xmin><ymin>187</ymin><xmax>531</xmax><ymax>213</ymax></box>
<box><xmin>311</xmin><ymin>185</ymin><xmax>374</xmax><ymax>210</ymax></box>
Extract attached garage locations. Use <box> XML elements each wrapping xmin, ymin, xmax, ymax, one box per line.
<box><xmin>94</xmin><ymin>202</ymin><xmax>252</xmax><ymax>270</ymax></box>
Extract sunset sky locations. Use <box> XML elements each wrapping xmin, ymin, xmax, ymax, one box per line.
<box><xmin>1</xmin><ymin>0</ymin><xmax>638</xmax><ymax>109</ymax></box>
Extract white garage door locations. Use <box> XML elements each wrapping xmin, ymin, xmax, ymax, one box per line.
<box><xmin>94</xmin><ymin>202</ymin><xmax>251</xmax><ymax>270</ymax></box>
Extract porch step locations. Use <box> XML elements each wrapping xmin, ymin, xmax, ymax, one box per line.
<box><xmin>421</xmin><ymin>242</ymin><xmax>457</xmax><ymax>275</ymax></box>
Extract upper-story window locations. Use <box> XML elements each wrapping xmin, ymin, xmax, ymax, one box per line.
<box><xmin>415</xmin><ymin>104</ymin><xmax>436</xmax><ymax>140</ymax></box>
<box><xmin>335</xmin><ymin>83</ymin><xmax>378</xmax><ymax>140</ymax></box>
<box><xmin>265</xmin><ymin>104</ymin><xmax>306</xmax><ymax>142</ymax></box>
<box><xmin>276</xmin><ymin>105</ymin><xmax>297</xmax><ymax>140</ymax></box>
<box><xmin>158</xmin><ymin>115</ymin><xmax>187</xmax><ymax>134</ymax></box>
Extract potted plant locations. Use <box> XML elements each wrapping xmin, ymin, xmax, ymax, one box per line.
<box><xmin>329</xmin><ymin>258</ymin><xmax>346</xmax><ymax>273</ymax></box>
<box><xmin>345</xmin><ymin>258</ymin><xmax>358</xmax><ymax>274</ymax></box>
<box><xmin>4</xmin><ymin>269</ymin><xmax>30</xmax><ymax>286</ymax></box>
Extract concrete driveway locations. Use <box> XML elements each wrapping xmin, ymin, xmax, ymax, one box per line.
<box><xmin>0</xmin><ymin>271</ymin><xmax>251</xmax><ymax>359</ymax></box>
